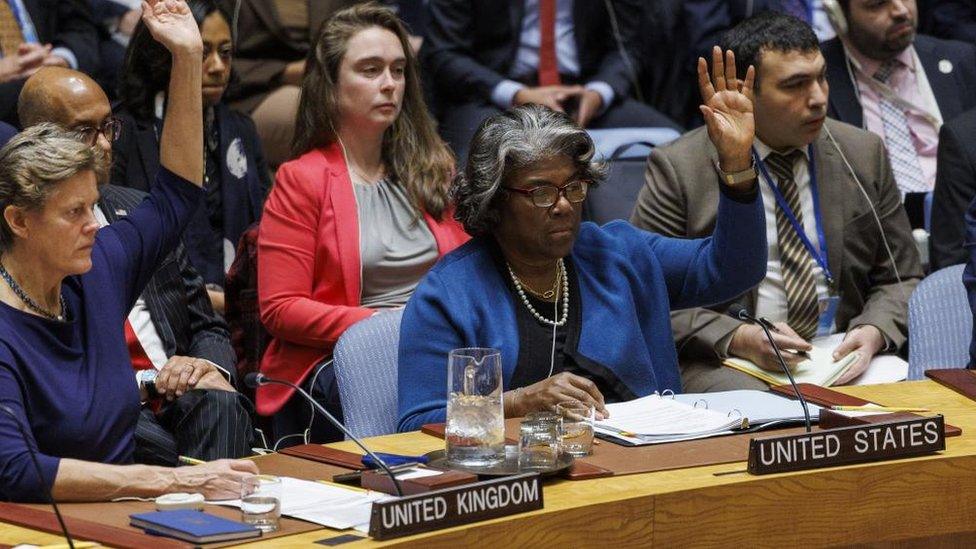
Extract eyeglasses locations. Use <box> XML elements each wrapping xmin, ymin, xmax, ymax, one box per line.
<box><xmin>502</xmin><ymin>179</ymin><xmax>590</xmax><ymax>208</ymax></box>
<box><xmin>74</xmin><ymin>116</ymin><xmax>121</xmax><ymax>146</ymax></box>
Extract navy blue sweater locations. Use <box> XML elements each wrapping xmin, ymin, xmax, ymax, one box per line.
<box><xmin>0</xmin><ymin>168</ymin><xmax>201</xmax><ymax>502</ymax></box>
<box><xmin>398</xmin><ymin>185</ymin><xmax>767</xmax><ymax>432</ymax></box>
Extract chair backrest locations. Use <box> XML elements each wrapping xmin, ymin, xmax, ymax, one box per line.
<box><xmin>333</xmin><ymin>309</ymin><xmax>404</xmax><ymax>438</ymax></box>
<box><xmin>582</xmin><ymin>128</ymin><xmax>679</xmax><ymax>225</ymax></box>
<box><xmin>907</xmin><ymin>264</ymin><xmax>971</xmax><ymax>379</ymax></box>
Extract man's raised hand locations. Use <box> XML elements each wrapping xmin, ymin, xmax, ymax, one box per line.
<box><xmin>698</xmin><ymin>46</ymin><xmax>755</xmax><ymax>174</ymax></box>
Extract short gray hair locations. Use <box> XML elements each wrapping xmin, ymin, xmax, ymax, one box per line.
<box><xmin>452</xmin><ymin>105</ymin><xmax>605</xmax><ymax>236</ymax></box>
<box><xmin>0</xmin><ymin>123</ymin><xmax>105</xmax><ymax>251</ymax></box>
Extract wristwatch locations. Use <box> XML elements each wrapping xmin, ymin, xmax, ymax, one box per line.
<box><xmin>715</xmin><ymin>161</ymin><xmax>757</xmax><ymax>186</ymax></box>
<box><xmin>137</xmin><ymin>369</ymin><xmax>159</xmax><ymax>399</ymax></box>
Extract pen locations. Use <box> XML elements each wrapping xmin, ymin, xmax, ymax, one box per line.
<box><xmin>831</xmin><ymin>405</ymin><xmax>931</xmax><ymax>413</ymax></box>
<box><xmin>764</xmin><ymin>321</ymin><xmax>811</xmax><ymax>358</ymax></box>
<box><xmin>178</xmin><ymin>455</ymin><xmax>206</xmax><ymax>466</ymax></box>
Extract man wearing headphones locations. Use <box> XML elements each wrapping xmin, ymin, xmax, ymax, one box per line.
<box><xmin>631</xmin><ymin>12</ymin><xmax>923</xmax><ymax>392</ymax></box>
<box><xmin>820</xmin><ymin>0</ymin><xmax>976</xmax><ymax>229</ymax></box>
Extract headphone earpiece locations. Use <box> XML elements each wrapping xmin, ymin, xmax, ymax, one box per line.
<box><xmin>822</xmin><ymin>0</ymin><xmax>848</xmax><ymax>37</ymax></box>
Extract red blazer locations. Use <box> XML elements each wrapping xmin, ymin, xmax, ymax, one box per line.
<box><xmin>256</xmin><ymin>143</ymin><xmax>469</xmax><ymax>415</ymax></box>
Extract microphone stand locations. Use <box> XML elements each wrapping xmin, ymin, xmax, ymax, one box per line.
<box><xmin>732</xmin><ymin>309</ymin><xmax>813</xmax><ymax>432</ymax></box>
<box><xmin>248</xmin><ymin>374</ymin><xmax>404</xmax><ymax>497</ymax></box>
<box><xmin>0</xmin><ymin>405</ymin><xmax>74</xmax><ymax>548</ymax></box>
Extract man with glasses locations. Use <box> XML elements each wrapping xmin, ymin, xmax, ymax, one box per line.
<box><xmin>14</xmin><ymin>66</ymin><xmax>254</xmax><ymax>465</ymax></box>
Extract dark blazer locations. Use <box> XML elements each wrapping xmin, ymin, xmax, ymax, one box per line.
<box><xmin>965</xmin><ymin>195</ymin><xmax>976</xmax><ymax>368</ymax></box>
<box><xmin>25</xmin><ymin>0</ymin><xmax>99</xmax><ymax>74</ymax></box>
<box><xmin>111</xmin><ymin>104</ymin><xmax>272</xmax><ymax>284</ymax></box>
<box><xmin>99</xmin><ymin>185</ymin><xmax>236</xmax><ymax>373</ymax></box>
<box><xmin>921</xmin><ymin>0</ymin><xmax>976</xmax><ymax>45</ymax></box>
<box><xmin>220</xmin><ymin>0</ymin><xmax>363</xmax><ymax>113</ymax></box>
<box><xmin>932</xmin><ymin>107</ymin><xmax>976</xmax><ymax>269</ymax></box>
<box><xmin>631</xmin><ymin>119</ymin><xmax>923</xmax><ymax>360</ymax></box>
<box><xmin>421</xmin><ymin>0</ymin><xmax>643</xmax><ymax>103</ymax></box>
<box><xmin>821</xmin><ymin>35</ymin><xmax>976</xmax><ymax>129</ymax></box>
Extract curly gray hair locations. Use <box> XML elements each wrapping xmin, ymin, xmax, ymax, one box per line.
<box><xmin>452</xmin><ymin>105</ymin><xmax>606</xmax><ymax>236</ymax></box>
<box><xmin>0</xmin><ymin>123</ymin><xmax>106</xmax><ymax>252</ymax></box>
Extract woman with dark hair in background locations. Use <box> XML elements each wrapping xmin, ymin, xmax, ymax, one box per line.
<box><xmin>257</xmin><ymin>3</ymin><xmax>467</xmax><ymax>445</ymax></box>
<box><xmin>113</xmin><ymin>0</ymin><xmax>271</xmax><ymax>315</ymax></box>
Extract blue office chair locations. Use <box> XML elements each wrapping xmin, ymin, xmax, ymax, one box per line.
<box><xmin>582</xmin><ymin>128</ymin><xmax>681</xmax><ymax>225</ymax></box>
<box><xmin>907</xmin><ymin>264</ymin><xmax>971</xmax><ymax>380</ymax></box>
<box><xmin>333</xmin><ymin>309</ymin><xmax>404</xmax><ymax>438</ymax></box>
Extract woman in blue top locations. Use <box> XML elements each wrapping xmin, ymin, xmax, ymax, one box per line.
<box><xmin>0</xmin><ymin>0</ymin><xmax>257</xmax><ymax>503</ymax></box>
<box><xmin>398</xmin><ymin>50</ymin><xmax>767</xmax><ymax>432</ymax></box>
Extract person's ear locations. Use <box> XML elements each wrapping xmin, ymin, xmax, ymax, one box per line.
<box><xmin>3</xmin><ymin>205</ymin><xmax>31</xmax><ymax>241</ymax></box>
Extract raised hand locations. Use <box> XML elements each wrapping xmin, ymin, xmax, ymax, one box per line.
<box><xmin>698</xmin><ymin>46</ymin><xmax>756</xmax><ymax>174</ymax></box>
<box><xmin>140</xmin><ymin>0</ymin><xmax>202</xmax><ymax>55</ymax></box>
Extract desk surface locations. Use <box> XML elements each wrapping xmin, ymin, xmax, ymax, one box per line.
<box><xmin>4</xmin><ymin>381</ymin><xmax>976</xmax><ymax>548</ymax></box>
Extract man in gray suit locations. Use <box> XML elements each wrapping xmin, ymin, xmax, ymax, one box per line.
<box><xmin>631</xmin><ymin>12</ymin><xmax>922</xmax><ymax>392</ymax></box>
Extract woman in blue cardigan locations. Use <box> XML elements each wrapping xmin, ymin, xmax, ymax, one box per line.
<box><xmin>0</xmin><ymin>1</ymin><xmax>256</xmax><ymax>502</ymax></box>
<box><xmin>398</xmin><ymin>50</ymin><xmax>767</xmax><ymax>431</ymax></box>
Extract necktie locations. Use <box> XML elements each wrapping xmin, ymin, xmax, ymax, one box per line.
<box><xmin>0</xmin><ymin>1</ymin><xmax>25</xmax><ymax>57</ymax></box>
<box><xmin>766</xmin><ymin>150</ymin><xmax>820</xmax><ymax>340</ymax></box>
<box><xmin>874</xmin><ymin>60</ymin><xmax>928</xmax><ymax>193</ymax></box>
<box><xmin>779</xmin><ymin>0</ymin><xmax>810</xmax><ymax>22</ymax></box>
<box><xmin>125</xmin><ymin>319</ymin><xmax>155</xmax><ymax>371</ymax></box>
<box><xmin>537</xmin><ymin>0</ymin><xmax>560</xmax><ymax>86</ymax></box>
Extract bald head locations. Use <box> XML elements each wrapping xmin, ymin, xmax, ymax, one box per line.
<box><xmin>18</xmin><ymin>67</ymin><xmax>110</xmax><ymax>129</ymax></box>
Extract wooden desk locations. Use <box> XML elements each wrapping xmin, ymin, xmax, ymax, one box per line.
<box><xmin>4</xmin><ymin>381</ymin><xmax>976</xmax><ymax>547</ymax></box>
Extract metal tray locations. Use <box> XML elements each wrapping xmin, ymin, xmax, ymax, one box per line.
<box><xmin>424</xmin><ymin>445</ymin><xmax>574</xmax><ymax>477</ymax></box>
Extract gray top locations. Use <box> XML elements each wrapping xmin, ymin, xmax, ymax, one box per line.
<box><xmin>354</xmin><ymin>177</ymin><xmax>438</xmax><ymax>308</ymax></box>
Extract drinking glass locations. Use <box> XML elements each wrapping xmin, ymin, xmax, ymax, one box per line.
<box><xmin>518</xmin><ymin>415</ymin><xmax>560</xmax><ymax>471</ymax></box>
<box><xmin>556</xmin><ymin>400</ymin><xmax>595</xmax><ymax>457</ymax></box>
<box><xmin>241</xmin><ymin>475</ymin><xmax>281</xmax><ymax>532</ymax></box>
<box><xmin>445</xmin><ymin>348</ymin><xmax>505</xmax><ymax>466</ymax></box>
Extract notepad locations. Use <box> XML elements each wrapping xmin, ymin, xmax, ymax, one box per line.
<box><xmin>723</xmin><ymin>339</ymin><xmax>861</xmax><ymax>387</ymax></box>
<box><xmin>722</xmin><ymin>333</ymin><xmax>909</xmax><ymax>386</ymax></box>
<box><xmin>594</xmin><ymin>394</ymin><xmax>746</xmax><ymax>445</ymax></box>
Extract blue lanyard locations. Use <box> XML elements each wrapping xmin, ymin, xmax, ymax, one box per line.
<box><xmin>753</xmin><ymin>145</ymin><xmax>834</xmax><ymax>287</ymax></box>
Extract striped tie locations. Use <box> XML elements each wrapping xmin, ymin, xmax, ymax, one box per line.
<box><xmin>766</xmin><ymin>151</ymin><xmax>819</xmax><ymax>340</ymax></box>
<box><xmin>874</xmin><ymin>60</ymin><xmax>928</xmax><ymax>193</ymax></box>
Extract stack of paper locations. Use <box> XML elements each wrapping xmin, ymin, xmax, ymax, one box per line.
<box><xmin>212</xmin><ymin>477</ymin><xmax>387</xmax><ymax>531</ymax></box>
<box><xmin>674</xmin><ymin>389</ymin><xmax>821</xmax><ymax>427</ymax></box>
<box><xmin>594</xmin><ymin>394</ymin><xmax>746</xmax><ymax>445</ymax></box>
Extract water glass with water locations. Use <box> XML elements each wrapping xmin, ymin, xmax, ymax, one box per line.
<box><xmin>241</xmin><ymin>475</ymin><xmax>281</xmax><ymax>532</ymax></box>
<box><xmin>518</xmin><ymin>413</ymin><xmax>560</xmax><ymax>471</ymax></box>
<box><xmin>445</xmin><ymin>348</ymin><xmax>505</xmax><ymax>467</ymax></box>
<box><xmin>556</xmin><ymin>400</ymin><xmax>595</xmax><ymax>457</ymax></box>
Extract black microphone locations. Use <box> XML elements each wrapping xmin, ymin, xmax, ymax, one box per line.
<box><xmin>728</xmin><ymin>305</ymin><xmax>813</xmax><ymax>432</ymax></box>
<box><xmin>244</xmin><ymin>372</ymin><xmax>404</xmax><ymax>497</ymax></box>
<box><xmin>0</xmin><ymin>404</ymin><xmax>74</xmax><ymax>548</ymax></box>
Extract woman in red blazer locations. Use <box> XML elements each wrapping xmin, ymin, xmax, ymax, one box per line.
<box><xmin>257</xmin><ymin>4</ymin><xmax>468</xmax><ymax>444</ymax></box>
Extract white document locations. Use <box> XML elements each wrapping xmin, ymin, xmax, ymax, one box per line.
<box><xmin>674</xmin><ymin>389</ymin><xmax>822</xmax><ymax>425</ymax></box>
<box><xmin>212</xmin><ymin>477</ymin><xmax>386</xmax><ymax>530</ymax></box>
<box><xmin>595</xmin><ymin>394</ymin><xmax>743</xmax><ymax>441</ymax></box>
<box><xmin>813</xmin><ymin>333</ymin><xmax>909</xmax><ymax>385</ymax></box>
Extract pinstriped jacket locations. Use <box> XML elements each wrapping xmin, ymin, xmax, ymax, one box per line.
<box><xmin>99</xmin><ymin>184</ymin><xmax>236</xmax><ymax>376</ymax></box>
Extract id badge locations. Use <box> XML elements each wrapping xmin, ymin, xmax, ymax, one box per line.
<box><xmin>817</xmin><ymin>294</ymin><xmax>841</xmax><ymax>338</ymax></box>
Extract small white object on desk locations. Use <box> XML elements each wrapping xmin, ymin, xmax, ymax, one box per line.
<box><xmin>155</xmin><ymin>492</ymin><xmax>205</xmax><ymax>511</ymax></box>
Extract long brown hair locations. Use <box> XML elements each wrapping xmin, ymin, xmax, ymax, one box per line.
<box><xmin>292</xmin><ymin>3</ymin><xmax>454</xmax><ymax>218</ymax></box>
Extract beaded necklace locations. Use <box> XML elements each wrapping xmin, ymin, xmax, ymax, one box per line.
<box><xmin>506</xmin><ymin>258</ymin><xmax>568</xmax><ymax>327</ymax></box>
<box><xmin>0</xmin><ymin>261</ymin><xmax>66</xmax><ymax>321</ymax></box>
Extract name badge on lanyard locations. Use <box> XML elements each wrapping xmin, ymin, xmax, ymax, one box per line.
<box><xmin>753</xmin><ymin>144</ymin><xmax>835</xmax><ymax>289</ymax></box>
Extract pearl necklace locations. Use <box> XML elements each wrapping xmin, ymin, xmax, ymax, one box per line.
<box><xmin>0</xmin><ymin>261</ymin><xmax>66</xmax><ymax>322</ymax></box>
<box><xmin>507</xmin><ymin>259</ymin><xmax>569</xmax><ymax>327</ymax></box>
